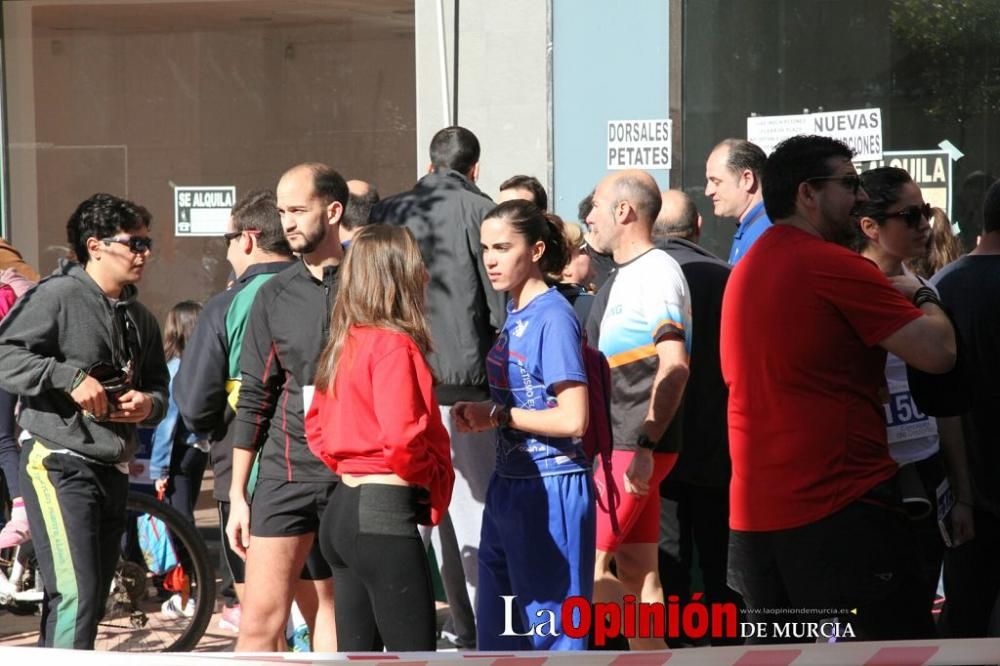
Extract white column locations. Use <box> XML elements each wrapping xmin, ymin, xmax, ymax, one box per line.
<box><xmin>413</xmin><ymin>0</ymin><xmax>551</xmax><ymax>200</ymax></box>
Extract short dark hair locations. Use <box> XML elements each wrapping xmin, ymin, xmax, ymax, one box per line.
<box><xmin>66</xmin><ymin>193</ymin><xmax>151</xmax><ymax>265</ymax></box>
<box><xmin>429</xmin><ymin>126</ymin><xmax>480</xmax><ymax>175</ymax></box>
<box><xmin>484</xmin><ymin>199</ymin><xmax>570</xmax><ymax>277</ymax></box>
<box><xmin>716</xmin><ymin>138</ymin><xmax>766</xmax><ymax>179</ymax></box>
<box><xmin>984</xmin><ymin>179</ymin><xmax>1000</xmax><ymax>234</ymax></box>
<box><xmin>231</xmin><ymin>189</ymin><xmax>290</xmax><ymax>256</ymax></box>
<box><xmin>341</xmin><ymin>187</ymin><xmax>381</xmax><ymax>231</ymax></box>
<box><xmin>654</xmin><ymin>191</ymin><xmax>699</xmax><ymax>241</ymax></box>
<box><xmin>849</xmin><ymin>167</ymin><xmax>913</xmax><ymax>251</ymax></box>
<box><xmin>762</xmin><ymin>135</ymin><xmax>854</xmax><ymax>220</ymax></box>
<box><xmin>499</xmin><ymin>175</ymin><xmax>548</xmax><ymax>211</ymax></box>
<box><xmin>307</xmin><ymin>164</ymin><xmax>349</xmax><ymax>209</ymax></box>
<box><xmin>578</xmin><ymin>192</ymin><xmax>594</xmax><ymax>223</ymax></box>
<box><xmin>956</xmin><ymin>171</ymin><xmax>995</xmax><ymax>245</ymax></box>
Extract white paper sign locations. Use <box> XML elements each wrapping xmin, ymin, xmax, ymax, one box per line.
<box><xmin>810</xmin><ymin>109</ymin><xmax>883</xmax><ymax>161</ymax></box>
<box><xmin>606</xmin><ymin>119</ymin><xmax>672</xmax><ymax>170</ymax></box>
<box><xmin>747</xmin><ymin>108</ymin><xmax>883</xmax><ymax>161</ymax></box>
<box><xmin>746</xmin><ymin>114</ymin><xmax>812</xmax><ymax>156</ymax></box>
<box><xmin>174</xmin><ymin>186</ymin><xmax>236</xmax><ymax>236</ymax></box>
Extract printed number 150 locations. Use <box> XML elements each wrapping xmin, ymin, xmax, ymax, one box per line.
<box><xmin>885</xmin><ymin>392</ymin><xmax>927</xmax><ymax>426</ymax></box>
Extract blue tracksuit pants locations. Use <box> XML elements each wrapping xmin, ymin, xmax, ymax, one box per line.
<box><xmin>477</xmin><ymin>470</ymin><xmax>596</xmax><ymax>650</ymax></box>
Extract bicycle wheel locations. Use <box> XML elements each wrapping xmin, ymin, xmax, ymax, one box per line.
<box><xmin>0</xmin><ymin>480</ymin><xmax>40</xmax><ymax>615</ymax></box>
<box><xmin>0</xmin><ymin>540</ymin><xmax>44</xmax><ymax>614</ymax></box>
<box><xmin>94</xmin><ymin>491</ymin><xmax>216</xmax><ymax>652</ymax></box>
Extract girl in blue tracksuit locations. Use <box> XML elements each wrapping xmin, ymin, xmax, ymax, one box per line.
<box><xmin>453</xmin><ymin>199</ymin><xmax>595</xmax><ymax>650</ymax></box>
<box><xmin>149</xmin><ymin>300</ymin><xmax>205</xmax><ymax>521</ymax></box>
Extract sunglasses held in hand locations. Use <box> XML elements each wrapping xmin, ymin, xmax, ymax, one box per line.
<box><xmin>86</xmin><ymin>362</ymin><xmax>132</xmax><ymax>405</ymax></box>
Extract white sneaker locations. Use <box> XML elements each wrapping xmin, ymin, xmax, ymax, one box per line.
<box><xmin>160</xmin><ymin>593</ymin><xmax>195</xmax><ymax>618</ymax></box>
<box><xmin>218</xmin><ymin>604</ymin><xmax>241</xmax><ymax>632</ymax></box>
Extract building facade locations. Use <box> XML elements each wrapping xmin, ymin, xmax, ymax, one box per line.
<box><xmin>2</xmin><ymin>0</ymin><xmax>997</xmax><ymax>318</ymax></box>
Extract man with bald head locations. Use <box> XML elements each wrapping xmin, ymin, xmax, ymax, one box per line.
<box><xmin>654</xmin><ymin>190</ymin><xmax>703</xmax><ymax>243</ymax></box>
<box><xmin>229</xmin><ymin>162</ymin><xmax>347</xmax><ymax>651</ymax></box>
<box><xmin>585</xmin><ymin>170</ymin><xmax>692</xmax><ymax>650</ymax></box>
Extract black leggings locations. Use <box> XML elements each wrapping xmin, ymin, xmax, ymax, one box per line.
<box><xmin>164</xmin><ymin>444</ymin><xmax>208</xmax><ymax>522</ymax></box>
<box><xmin>318</xmin><ymin>482</ymin><xmax>436</xmax><ymax>651</ymax></box>
<box><xmin>0</xmin><ymin>388</ymin><xmax>20</xmax><ymax>499</ymax></box>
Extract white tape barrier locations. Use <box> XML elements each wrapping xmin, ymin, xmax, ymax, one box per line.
<box><xmin>0</xmin><ymin>646</ymin><xmax>236</xmax><ymax>665</ymax></box>
<box><xmin>6</xmin><ymin>639</ymin><xmax>1000</xmax><ymax>666</ymax></box>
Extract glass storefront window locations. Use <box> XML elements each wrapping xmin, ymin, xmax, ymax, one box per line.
<box><xmin>681</xmin><ymin>0</ymin><xmax>1000</xmax><ymax>259</ymax></box>
<box><xmin>2</xmin><ymin>0</ymin><xmax>416</xmax><ymax>319</ymax></box>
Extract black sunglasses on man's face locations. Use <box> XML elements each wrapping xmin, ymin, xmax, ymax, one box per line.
<box><xmin>223</xmin><ymin>229</ymin><xmax>260</xmax><ymax>245</ymax></box>
<box><xmin>804</xmin><ymin>174</ymin><xmax>863</xmax><ymax>195</ymax></box>
<box><xmin>101</xmin><ymin>236</ymin><xmax>153</xmax><ymax>254</ymax></box>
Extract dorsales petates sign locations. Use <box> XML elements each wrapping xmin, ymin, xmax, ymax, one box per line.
<box><xmin>607</xmin><ymin>119</ymin><xmax>672</xmax><ymax>170</ymax></box>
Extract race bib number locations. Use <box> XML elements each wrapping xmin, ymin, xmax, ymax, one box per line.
<box><xmin>884</xmin><ymin>381</ymin><xmax>935</xmax><ymax>444</ymax></box>
<box><xmin>302</xmin><ymin>385</ymin><xmax>315</xmax><ymax>414</ymax></box>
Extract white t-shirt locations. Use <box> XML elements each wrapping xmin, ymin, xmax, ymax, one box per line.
<box><xmin>884</xmin><ymin>270</ymin><xmax>939</xmax><ymax>465</ymax></box>
<box><xmin>594</xmin><ymin>248</ymin><xmax>692</xmax><ymax>449</ymax></box>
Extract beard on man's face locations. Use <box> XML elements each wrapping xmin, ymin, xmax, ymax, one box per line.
<box><xmin>824</xmin><ymin>209</ymin><xmax>861</xmax><ymax>249</ymax></box>
<box><xmin>289</xmin><ymin>220</ymin><xmax>326</xmax><ymax>254</ymax></box>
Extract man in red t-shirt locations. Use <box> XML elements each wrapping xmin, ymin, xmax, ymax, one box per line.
<box><xmin>721</xmin><ymin>135</ymin><xmax>956</xmax><ymax>641</ymax></box>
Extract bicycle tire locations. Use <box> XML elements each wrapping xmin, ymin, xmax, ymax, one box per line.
<box><xmin>0</xmin><ymin>540</ymin><xmax>43</xmax><ymax>613</ymax></box>
<box><xmin>95</xmin><ymin>491</ymin><xmax>216</xmax><ymax>652</ymax></box>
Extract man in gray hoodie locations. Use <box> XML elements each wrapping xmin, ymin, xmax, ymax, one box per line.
<box><xmin>0</xmin><ymin>193</ymin><xmax>169</xmax><ymax>649</ymax></box>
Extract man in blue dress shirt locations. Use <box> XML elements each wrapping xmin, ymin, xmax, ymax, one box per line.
<box><xmin>704</xmin><ymin>139</ymin><xmax>772</xmax><ymax>264</ymax></box>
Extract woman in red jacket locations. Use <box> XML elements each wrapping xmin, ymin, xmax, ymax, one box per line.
<box><xmin>305</xmin><ymin>224</ymin><xmax>454</xmax><ymax>651</ymax></box>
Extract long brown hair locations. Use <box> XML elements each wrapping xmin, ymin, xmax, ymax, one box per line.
<box><xmin>313</xmin><ymin>225</ymin><xmax>433</xmax><ymax>391</ymax></box>
<box><xmin>162</xmin><ymin>300</ymin><xmax>202</xmax><ymax>360</ymax></box>
<box><xmin>905</xmin><ymin>207</ymin><xmax>963</xmax><ymax>279</ymax></box>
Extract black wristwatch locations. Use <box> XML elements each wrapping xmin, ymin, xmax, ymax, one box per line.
<box><xmin>489</xmin><ymin>403</ymin><xmax>512</xmax><ymax>428</ymax></box>
<box><xmin>636</xmin><ymin>433</ymin><xmax>656</xmax><ymax>451</ymax></box>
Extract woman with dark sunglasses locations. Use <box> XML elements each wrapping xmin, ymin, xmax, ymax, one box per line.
<box><xmin>853</xmin><ymin>166</ymin><xmax>974</xmax><ymax>633</ymax></box>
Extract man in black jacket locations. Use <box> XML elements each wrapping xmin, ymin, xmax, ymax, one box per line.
<box><xmin>372</xmin><ymin>126</ymin><xmax>505</xmax><ymax>647</ymax></box>
<box><xmin>653</xmin><ymin>190</ymin><xmax>743</xmax><ymax>646</ymax></box>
